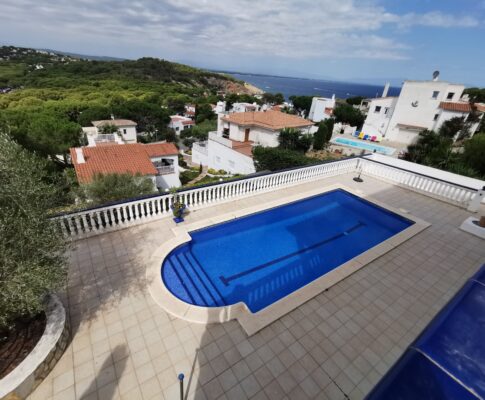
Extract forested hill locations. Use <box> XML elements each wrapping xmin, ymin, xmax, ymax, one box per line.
<box><xmin>0</xmin><ymin>46</ymin><xmax>255</xmax><ymax>166</ymax></box>
<box><xmin>0</xmin><ymin>45</ymin><xmax>243</xmax><ymax>90</ymax></box>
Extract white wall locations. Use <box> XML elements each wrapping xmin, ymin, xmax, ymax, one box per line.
<box><xmin>385</xmin><ymin>81</ymin><xmax>465</xmax><ymax>143</ymax></box>
<box><xmin>308</xmin><ymin>96</ymin><xmax>336</xmax><ymax>122</ymax></box>
<box><xmin>361</xmin><ymin>97</ymin><xmax>397</xmax><ymax>137</ymax></box>
<box><xmin>207</xmin><ymin>140</ymin><xmax>256</xmax><ymax>174</ymax></box>
<box><xmin>118</xmin><ymin>125</ymin><xmax>137</xmax><ymax>143</ymax></box>
<box><xmin>150</xmin><ymin>154</ymin><xmax>181</xmax><ymax>189</ymax></box>
<box><xmin>364</xmin><ymin>153</ymin><xmax>485</xmax><ymax>192</ymax></box>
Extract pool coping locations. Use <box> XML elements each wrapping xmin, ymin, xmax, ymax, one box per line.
<box><xmin>147</xmin><ymin>184</ymin><xmax>430</xmax><ymax>336</ymax></box>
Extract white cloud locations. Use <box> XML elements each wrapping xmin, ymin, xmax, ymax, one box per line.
<box><xmin>0</xmin><ymin>0</ymin><xmax>480</xmax><ymax>62</ymax></box>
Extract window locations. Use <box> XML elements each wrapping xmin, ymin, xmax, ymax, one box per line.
<box><xmin>433</xmin><ymin>114</ymin><xmax>439</xmax><ymax>121</ymax></box>
<box><xmin>384</xmin><ymin>107</ymin><xmax>390</xmax><ymax>115</ymax></box>
<box><xmin>175</xmin><ymin>127</ymin><xmax>179</xmax><ymax>131</ymax></box>
<box><xmin>222</xmin><ymin>128</ymin><xmax>230</xmax><ymax>138</ymax></box>
<box><xmin>374</xmin><ymin>106</ymin><xmax>381</xmax><ymax>113</ymax></box>
<box><xmin>432</xmin><ymin>91</ymin><xmax>440</xmax><ymax>99</ymax></box>
<box><xmin>447</xmin><ymin>92</ymin><xmax>454</xmax><ymax>100</ymax></box>
<box><xmin>123</xmin><ymin>129</ymin><xmax>127</xmax><ymax>134</ymax></box>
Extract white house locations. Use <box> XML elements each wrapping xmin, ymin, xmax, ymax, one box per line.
<box><xmin>231</xmin><ymin>102</ymin><xmax>260</xmax><ymax>113</ymax></box>
<box><xmin>168</xmin><ymin>116</ymin><xmax>195</xmax><ymax>134</ymax></box>
<box><xmin>308</xmin><ymin>95</ymin><xmax>336</xmax><ymax>122</ymax></box>
<box><xmin>362</xmin><ymin>76</ymin><xmax>484</xmax><ymax>145</ymax></box>
<box><xmin>82</xmin><ymin>119</ymin><xmax>138</xmax><ymax>146</ymax></box>
<box><xmin>70</xmin><ymin>142</ymin><xmax>181</xmax><ymax>190</ymax></box>
<box><xmin>192</xmin><ymin>110</ymin><xmax>314</xmax><ymax>174</ymax></box>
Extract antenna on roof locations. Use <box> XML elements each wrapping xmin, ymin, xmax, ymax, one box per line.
<box><xmin>432</xmin><ymin>70</ymin><xmax>440</xmax><ymax>81</ymax></box>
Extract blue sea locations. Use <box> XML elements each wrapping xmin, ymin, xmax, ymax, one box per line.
<box><xmin>231</xmin><ymin>73</ymin><xmax>401</xmax><ymax>100</ymax></box>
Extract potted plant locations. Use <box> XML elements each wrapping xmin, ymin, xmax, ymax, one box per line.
<box><xmin>169</xmin><ymin>187</ymin><xmax>186</xmax><ymax>223</ymax></box>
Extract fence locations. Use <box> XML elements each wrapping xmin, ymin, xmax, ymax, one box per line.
<box><xmin>54</xmin><ymin>156</ymin><xmax>481</xmax><ymax>239</ymax></box>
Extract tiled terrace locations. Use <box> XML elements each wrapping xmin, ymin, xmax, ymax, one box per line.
<box><xmin>29</xmin><ymin>173</ymin><xmax>485</xmax><ymax>400</ymax></box>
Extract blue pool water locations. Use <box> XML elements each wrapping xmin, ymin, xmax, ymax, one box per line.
<box><xmin>332</xmin><ymin>137</ymin><xmax>396</xmax><ymax>155</ymax></box>
<box><xmin>162</xmin><ymin>189</ymin><xmax>412</xmax><ymax>312</ymax></box>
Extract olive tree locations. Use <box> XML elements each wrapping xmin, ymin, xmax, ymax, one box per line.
<box><xmin>0</xmin><ymin>132</ymin><xmax>67</xmax><ymax>330</ymax></box>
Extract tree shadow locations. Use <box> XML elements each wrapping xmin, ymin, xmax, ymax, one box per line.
<box><xmin>66</xmin><ymin>227</ymin><xmax>154</xmax><ymax>334</ymax></box>
<box><xmin>80</xmin><ymin>344</ymin><xmax>128</xmax><ymax>400</ymax></box>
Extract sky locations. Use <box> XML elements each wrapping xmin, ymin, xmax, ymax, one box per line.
<box><xmin>1</xmin><ymin>0</ymin><xmax>484</xmax><ymax>86</ymax></box>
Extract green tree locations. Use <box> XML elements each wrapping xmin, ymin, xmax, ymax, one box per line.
<box><xmin>189</xmin><ymin>119</ymin><xmax>217</xmax><ymax>141</ymax></box>
<box><xmin>253</xmin><ymin>146</ymin><xmax>317</xmax><ymax>171</ymax></box>
<box><xmin>462</xmin><ymin>133</ymin><xmax>485</xmax><ymax>176</ymax></box>
<box><xmin>463</xmin><ymin>87</ymin><xmax>485</xmax><ymax>103</ymax></box>
<box><xmin>262</xmin><ymin>92</ymin><xmax>284</xmax><ymax>105</ymax></box>
<box><xmin>99</xmin><ymin>123</ymin><xmax>118</xmax><ymax>134</ymax></box>
<box><xmin>313</xmin><ymin>122</ymin><xmax>328</xmax><ymax>150</ymax></box>
<box><xmin>78</xmin><ymin>173</ymin><xmax>156</xmax><ymax>205</ymax></box>
<box><xmin>404</xmin><ymin>130</ymin><xmax>454</xmax><ymax>169</ymax></box>
<box><xmin>278</xmin><ymin>128</ymin><xmax>312</xmax><ymax>153</ymax></box>
<box><xmin>345</xmin><ymin>96</ymin><xmax>364</xmax><ymax>106</ymax></box>
<box><xmin>289</xmin><ymin>96</ymin><xmax>313</xmax><ymax>117</ymax></box>
<box><xmin>195</xmin><ymin>103</ymin><xmax>215</xmax><ymax>123</ymax></box>
<box><xmin>165</xmin><ymin>94</ymin><xmax>190</xmax><ymax>114</ymax></box>
<box><xmin>439</xmin><ymin>117</ymin><xmax>469</xmax><ymax>140</ymax></box>
<box><xmin>0</xmin><ymin>132</ymin><xmax>67</xmax><ymax>330</ymax></box>
<box><xmin>333</xmin><ymin>104</ymin><xmax>365</xmax><ymax>128</ymax></box>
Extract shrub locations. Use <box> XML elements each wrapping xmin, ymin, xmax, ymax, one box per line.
<box><xmin>180</xmin><ymin>170</ymin><xmax>199</xmax><ymax>184</ymax></box>
<box><xmin>0</xmin><ymin>132</ymin><xmax>68</xmax><ymax>330</ymax></box>
<box><xmin>77</xmin><ymin>173</ymin><xmax>156</xmax><ymax>205</ymax></box>
<box><xmin>253</xmin><ymin>146</ymin><xmax>317</xmax><ymax>172</ymax></box>
<box><xmin>278</xmin><ymin>128</ymin><xmax>312</xmax><ymax>153</ymax></box>
<box><xmin>313</xmin><ymin>122</ymin><xmax>328</xmax><ymax>151</ymax></box>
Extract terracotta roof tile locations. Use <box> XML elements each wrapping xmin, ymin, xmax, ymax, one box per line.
<box><xmin>221</xmin><ymin>110</ymin><xmax>313</xmax><ymax>131</ymax></box>
<box><xmin>70</xmin><ymin>143</ymin><xmax>178</xmax><ymax>184</ymax></box>
<box><xmin>439</xmin><ymin>102</ymin><xmax>472</xmax><ymax>113</ymax></box>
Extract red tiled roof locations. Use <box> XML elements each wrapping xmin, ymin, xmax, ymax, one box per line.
<box><xmin>143</xmin><ymin>142</ymin><xmax>178</xmax><ymax>157</ymax></box>
<box><xmin>439</xmin><ymin>102</ymin><xmax>472</xmax><ymax>113</ymax></box>
<box><xmin>475</xmin><ymin>103</ymin><xmax>485</xmax><ymax>113</ymax></box>
<box><xmin>182</xmin><ymin>120</ymin><xmax>195</xmax><ymax>125</ymax></box>
<box><xmin>70</xmin><ymin>143</ymin><xmax>178</xmax><ymax>183</ymax></box>
<box><xmin>221</xmin><ymin>110</ymin><xmax>313</xmax><ymax>131</ymax></box>
<box><xmin>231</xmin><ymin>140</ymin><xmax>253</xmax><ymax>158</ymax></box>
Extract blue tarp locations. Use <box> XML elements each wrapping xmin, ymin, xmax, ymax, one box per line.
<box><xmin>367</xmin><ymin>264</ymin><xmax>485</xmax><ymax>400</ymax></box>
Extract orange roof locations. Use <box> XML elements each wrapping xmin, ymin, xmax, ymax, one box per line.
<box><xmin>143</xmin><ymin>142</ymin><xmax>178</xmax><ymax>157</ymax></box>
<box><xmin>475</xmin><ymin>103</ymin><xmax>485</xmax><ymax>113</ymax></box>
<box><xmin>70</xmin><ymin>143</ymin><xmax>178</xmax><ymax>184</ymax></box>
<box><xmin>221</xmin><ymin>110</ymin><xmax>313</xmax><ymax>131</ymax></box>
<box><xmin>231</xmin><ymin>140</ymin><xmax>253</xmax><ymax>158</ymax></box>
<box><xmin>439</xmin><ymin>102</ymin><xmax>472</xmax><ymax>113</ymax></box>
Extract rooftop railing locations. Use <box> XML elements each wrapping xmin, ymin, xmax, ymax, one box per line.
<box><xmin>54</xmin><ymin>156</ymin><xmax>482</xmax><ymax>239</ymax></box>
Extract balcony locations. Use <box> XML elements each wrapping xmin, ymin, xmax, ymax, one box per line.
<box><xmin>155</xmin><ymin>165</ymin><xmax>175</xmax><ymax>175</ymax></box>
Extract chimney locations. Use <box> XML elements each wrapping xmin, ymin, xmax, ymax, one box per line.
<box><xmin>382</xmin><ymin>82</ymin><xmax>390</xmax><ymax>98</ymax></box>
<box><xmin>75</xmin><ymin>148</ymin><xmax>85</xmax><ymax>164</ymax></box>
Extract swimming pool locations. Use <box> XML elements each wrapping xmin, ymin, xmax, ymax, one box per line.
<box><xmin>332</xmin><ymin>137</ymin><xmax>396</xmax><ymax>155</ymax></box>
<box><xmin>161</xmin><ymin>189</ymin><xmax>413</xmax><ymax>313</ymax></box>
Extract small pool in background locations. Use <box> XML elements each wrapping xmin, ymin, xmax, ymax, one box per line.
<box><xmin>162</xmin><ymin>189</ymin><xmax>412</xmax><ymax>312</ymax></box>
<box><xmin>332</xmin><ymin>137</ymin><xmax>396</xmax><ymax>155</ymax></box>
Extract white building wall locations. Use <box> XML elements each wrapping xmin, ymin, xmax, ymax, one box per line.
<box><xmin>308</xmin><ymin>96</ymin><xmax>336</xmax><ymax>122</ymax></box>
<box><xmin>150</xmin><ymin>154</ymin><xmax>181</xmax><ymax>190</ymax></box>
<box><xmin>118</xmin><ymin>126</ymin><xmax>137</xmax><ymax>143</ymax></box>
<box><xmin>361</xmin><ymin>97</ymin><xmax>397</xmax><ymax>137</ymax></box>
<box><xmin>385</xmin><ymin>81</ymin><xmax>465</xmax><ymax>143</ymax></box>
<box><xmin>207</xmin><ymin>140</ymin><xmax>256</xmax><ymax>175</ymax></box>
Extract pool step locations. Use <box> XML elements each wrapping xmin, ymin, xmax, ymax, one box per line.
<box><xmin>170</xmin><ymin>252</ymin><xmax>225</xmax><ymax>307</ymax></box>
<box><xmin>183</xmin><ymin>251</ymin><xmax>226</xmax><ymax>307</ymax></box>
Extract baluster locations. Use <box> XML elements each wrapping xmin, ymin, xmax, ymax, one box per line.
<box><xmin>80</xmin><ymin>213</ymin><xmax>89</xmax><ymax>234</ymax></box>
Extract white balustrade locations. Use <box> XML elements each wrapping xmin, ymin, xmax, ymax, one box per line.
<box><xmin>54</xmin><ymin>157</ymin><xmax>480</xmax><ymax>239</ymax></box>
